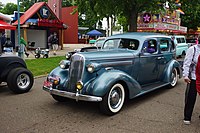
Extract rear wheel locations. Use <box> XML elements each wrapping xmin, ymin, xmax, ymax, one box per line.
<box><xmin>181</xmin><ymin>51</ymin><xmax>186</xmax><ymax>57</ymax></box>
<box><xmin>43</xmin><ymin>54</ymin><xmax>48</xmax><ymax>58</ymax></box>
<box><xmin>99</xmin><ymin>83</ymin><xmax>125</xmax><ymax>115</ymax></box>
<box><xmin>7</xmin><ymin>67</ymin><xmax>34</xmax><ymax>93</ymax></box>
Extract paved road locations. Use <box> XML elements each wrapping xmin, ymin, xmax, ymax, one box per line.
<box><xmin>0</xmin><ymin>77</ymin><xmax>200</xmax><ymax>133</ymax></box>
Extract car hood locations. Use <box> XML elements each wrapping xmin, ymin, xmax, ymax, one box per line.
<box><xmin>78</xmin><ymin>49</ymin><xmax>136</xmax><ymax>60</ymax></box>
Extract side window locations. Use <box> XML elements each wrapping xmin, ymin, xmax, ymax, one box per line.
<box><xmin>177</xmin><ymin>38</ymin><xmax>181</xmax><ymax>43</ymax></box>
<box><xmin>118</xmin><ymin>39</ymin><xmax>139</xmax><ymax>50</ymax></box>
<box><xmin>160</xmin><ymin>39</ymin><xmax>170</xmax><ymax>52</ymax></box>
<box><xmin>143</xmin><ymin>39</ymin><xmax>157</xmax><ymax>54</ymax></box>
<box><xmin>181</xmin><ymin>38</ymin><xmax>186</xmax><ymax>43</ymax></box>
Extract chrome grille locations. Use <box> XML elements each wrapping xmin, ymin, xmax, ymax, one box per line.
<box><xmin>68</xmin><ymin>54</ymin><xmax>84</xmax><ymax>92</ymax></box>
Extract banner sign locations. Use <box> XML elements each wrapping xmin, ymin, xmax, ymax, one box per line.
<box><xmin>38</xmin><ymin>19</ymin><xmax>63</xmax><ymax>28</ymax></box>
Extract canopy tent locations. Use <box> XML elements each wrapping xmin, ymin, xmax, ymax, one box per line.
<box><xmin>86</xmin><ymin>30</ymin><xmax>103</xmax><ymax>36</ymax></box>
<box><xmin>0</xmin><ymin>20</ymin><xmax>16</xmax><ymax>30</ymax></box>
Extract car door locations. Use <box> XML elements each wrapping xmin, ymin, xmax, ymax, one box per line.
<box><xmin>137</xmin><ymin>38</ymin><xmax>160</xmax><ymax>85</ymax></box>
<box><xmin>157</xmin><ymin>38</ymin><xmax>174</xmax><ymax>80</ymax></box>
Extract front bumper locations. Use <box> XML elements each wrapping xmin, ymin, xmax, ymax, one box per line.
<box><xmin>43</xmin><ymin>86</ymin><xmax>102</xmax><ymax>102</ymax></box>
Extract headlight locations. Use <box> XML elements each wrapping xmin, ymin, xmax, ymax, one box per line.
<box><xmin>87</xmin><ymin>63</ymin><xmax>101</xmax><ymax>73</ymax></box>
<box><xmin>76</xmin><ymin>81</ymin><xmax>83</xmax><ymax>90</ymax></box>
<box><xmin>87</xmin><ymin>64</ymin><xmax>95</xmax><ymax>73</ymax></box>
<box><xmin>59</xmin><ymin>60</ymin><xmax>70</xmax><ymax>69</ymax></box>
<box><xmin>65</xmin><ymin>53</ymin><xmax>71</xmax><ymax>60</ymax></box>
<box><xmin>53</xmin><ymin>80</ymin><xmax>59</xmax><ymax>85</ymax></box>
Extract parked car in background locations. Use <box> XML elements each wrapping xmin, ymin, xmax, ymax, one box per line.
<box><xmin>94</xmin><ymin>37</ymin><xmax>106</xmax><ymax>48</ymax></box>
<box><xmin>0</xmin><ymin>52</ymin><xmax>34</xmax><ymax>93</ymax></box>
<box><xmin>186</xmin><ymin>38</ymin><xmax>197</xmax><ymax>47</ymax></box>
<box><xmin>172</xmin><ymin>35</ymin><xmax>188</xmax><ymax>58</ymax></box>
<box><xmin>65</xmin><ymin>37</ymin><xmax>106</xmax><ymax>60</ymax></box>
<box><xmin>43</xmin><ymin>32</ymin><xmax>182</xmax><ymax>115</ymax></box>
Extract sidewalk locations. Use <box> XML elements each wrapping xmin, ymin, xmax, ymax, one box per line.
<box><xmin>19</xmin><ymin>44</ymin><xmax>90</xmax><ymax>59</ymax></box>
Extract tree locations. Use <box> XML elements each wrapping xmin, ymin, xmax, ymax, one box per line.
<box><xmin>180</xmin><ymin>0</ymin><xmax>200</xmax><ymax>31</ymax></box>
<box><xmin>0</xmin><ymin>3</ymin><xmax>17</xmax><ymax>15</ymax></box>
<box><xmin>19</xmin><ymin>0</ymin><xmax>47</xmax><ymax>12</ymax></box>
<box><xmin>0</xmin><ymin>2</ymin><xmax>3</xmax><ymax>10</ymax></box>
<box><xmin>78</xmin><ymin>0</ymin><xmax>176</xmax><ymax>32</ymax></box>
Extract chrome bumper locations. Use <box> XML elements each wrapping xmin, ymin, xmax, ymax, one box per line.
<box><xmin>43</xmin><ymin>86</ymin><xmax>102</xmax><ymax>102</ymax></box>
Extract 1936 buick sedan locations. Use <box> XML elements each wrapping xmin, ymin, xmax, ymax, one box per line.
<box><xmin>43</xmin><ymin>32</ymin><xmax>182</xmax><ymax>115</ymax></box>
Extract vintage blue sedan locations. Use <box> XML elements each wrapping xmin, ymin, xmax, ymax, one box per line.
<box><xmin>43</xmin><ymin>32</ymin><xmax>182</xmax><ymax>115</ymax></box>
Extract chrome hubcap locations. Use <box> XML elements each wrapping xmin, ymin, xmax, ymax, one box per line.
<box><xmin>17</xmin><ymin>74</ymin><xmax>30</xmax><ymax>89</ymax></box>
<box><xmin>110</xmin><ymin>88</ymin><xmax>122</xmax><ymax>109</ymax></box>
<box><xmin>171</xmin><ymin>70</ymin><xmax>177</xmax><ymax>86</ymax></box>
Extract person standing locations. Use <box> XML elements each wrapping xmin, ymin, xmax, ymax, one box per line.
<box><xmin>20</xmin><ymin>36</ymin><xmax>29</xmax><ymax>57</ymax></box>
<box><xmin>182</xmin><ymin>43</ymin><xmax>200</xmax><ymax>125</ymax></box>
<box><xmin>196</xmin><ymin>55</ymin><xmax>200</xmax><ymax>95</ymax></box>
<box><xmin>48</xmin><ymin>33</ymin><xmax>53</xmax><ymax>50</ymax></box>
<box><xmin>51</xmin><ymin>32</ymin><xmax>58</xmax><ymax>55</ymax></box>
<box><xmin>0</xmin><ymin>33</ymin><xmax>6</xmax><ymax>51</ymax></box>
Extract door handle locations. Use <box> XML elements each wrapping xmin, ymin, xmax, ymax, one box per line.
<box><xmin>157</xmin><ymin>57</ymin><xmax>164</xmax><ymax>60</ymax></box>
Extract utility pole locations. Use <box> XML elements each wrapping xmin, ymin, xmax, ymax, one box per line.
<box><xmin>17</xmin><ymin>0</ymin><xmax>24</xmax><ymax>58</ymax></box>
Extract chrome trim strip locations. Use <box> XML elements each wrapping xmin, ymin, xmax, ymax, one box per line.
<box><xmin>43</xmin><ymin>86</ymin><xmax>102</xmax><ymax>102</ymax></box>
<box><xmin>89</xmin><ymin>56</ymin><xmax>136</xmax><ymax>61</ymax></box>
<box><xmin>100</xmin><ymin>60</ymin><xmax>133</xmax><ymax>67</ymax></box>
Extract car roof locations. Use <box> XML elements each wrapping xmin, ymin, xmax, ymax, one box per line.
<box><xmin>107</xmin><ymin>32</ymin><xmax>170</xmax><ymax>40</ymax></box>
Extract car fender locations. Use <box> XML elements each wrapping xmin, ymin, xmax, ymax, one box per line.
<box><xmin>0</xmin><ymin>61</ymin><xmax>26</xmax><ymax>81</ymax></box>
<box><xmin>88</xmin><ymin>69</ymin><xmax>142</xmax><ymax>99</ymax></box>
<box><xmin>162</xmin><ymin>59</ymin><xmax>182</xmax><ymax>82</ymax></box>
<box><xmin>49</xmin><ymin>67</ymin><xmax>69</xmax><ymax>88</ymax></box>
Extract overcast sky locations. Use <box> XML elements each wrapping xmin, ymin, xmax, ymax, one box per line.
<box><xmin>1</xmin><ymin>0</ymin><xmax>17</xmax><ymax>5</ymax></box>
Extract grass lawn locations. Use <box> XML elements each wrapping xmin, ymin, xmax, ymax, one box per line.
<box><xmin>25</xmin><ymin>56</ymin><xmax>65</xmax><ymax>77</ymax></box>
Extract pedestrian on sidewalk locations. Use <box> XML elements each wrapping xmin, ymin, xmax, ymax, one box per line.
<box><xmin>20</xmin><ymin>36</ymin><xmax>29</xmax><ymax>57</ymax></box>
<box><xmin>51</xmin><ymin>32</ymin><xmax>58</xmax><ymax>55</ymax></box>
<box><xmin>182</xmin><ymin>43</ymin><xmax>200</xmax><ymax>125</ymax></box>
<box><xmin>48</xmin><ymin>33</ymin><xmax>53</xmax><ymax>50</ymax></box>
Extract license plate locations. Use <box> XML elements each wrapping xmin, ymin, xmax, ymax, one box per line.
<box><xmin>43</xmin><ymin>81</ymin><xmax>52</xmax><ymax>87</ymax></box>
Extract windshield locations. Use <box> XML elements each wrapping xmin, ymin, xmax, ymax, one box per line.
<box><xmin>95</xmin><ymin>39</ymin><xmax>105</xmax><ymax>47</ymax></box>
<box><xmin>102</xmin><ymin>38</ymin><xmax>140</xmax><ymax>50</ymax></box>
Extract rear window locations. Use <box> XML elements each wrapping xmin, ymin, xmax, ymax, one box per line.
<box><xmin>176</xmin><ymin>37</ymin><xmax>186</xmax><ymax>43</ymax></box>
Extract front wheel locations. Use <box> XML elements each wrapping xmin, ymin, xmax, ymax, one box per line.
<box><xmin>35</xmin><ymin>54</ymin><xmax>40</xmax><ymax>58</ymax></box>
<box><xmin>169</xmin><ymin>68</ymin><xmax>178</xmax><ymax>88</ymax></box>
<box><xmin>7</xmin><ymin>67</ymin><xmax>34</xmax><ymax>93</ymax></box>
<box><xmin>99</xmin><ymin>83</ymin><xmax>125</xmax><ymax>115</ymax></box>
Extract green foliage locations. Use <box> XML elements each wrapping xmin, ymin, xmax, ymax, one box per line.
<box><xmin>180</xmin><ymin>0</ymin><xmax>200</xmax><ymax>30</ymax></box>
<box><xmin>25</xmin><ymin>56</ymin><xmax>65</xmax><ymax>76</ymax></box>
<box><xmin>0</xmin><ymin>3</ymin><xmax>17</xmax><ymax>15</ymax></box>
<box><xmin>0</xmin><ymin>2</ymin><xmax>3</xmax><ymax>10</ymax></box>
<box><xmin>78</xmin><ymin>0</ymin><xmax>176</xmax><ymax>32</ymax></box>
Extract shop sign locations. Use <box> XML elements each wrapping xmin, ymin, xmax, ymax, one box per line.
<box><xmin>162</xmin><ymin>17</ymin><xmax>179</xmax><ymax>25</ymax></box>
<box><xmin>154</xmin><ymin>23</ymin><xmax>167</xmax><ymax>29</ymax></box>
<box><xmin>179</xmin><ymin>26</ymin><xmax>187</xmax><ymax>32</ymax></box>
<box><xmin>143</xmin><ymin>13</ymin><xmax>151</xmax><ymax>23</ymax></box>
<box><xmin>38</xmin><ymin>19</ymin><xmax>63</xmax><ymax>28</ymax></box>
<box><xmin>138</xmin><ymin>23</ymin><xmax>153</xmax><ymax>28</ymax></box>
<box><xmin>167</xmin><ymin>24</ymin><xmax>178</xmax><ymax>30</ymax></box>
<box><xmin>40</xmin><ymin>6</ymin><xmax>50</xmax><ymax>19</ymax></box>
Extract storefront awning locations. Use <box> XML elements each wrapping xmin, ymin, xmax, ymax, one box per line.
<box><xmin>0</xmin><ymin>20</ymin><xmax>16</xmax><ymax>30</ymax></box>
